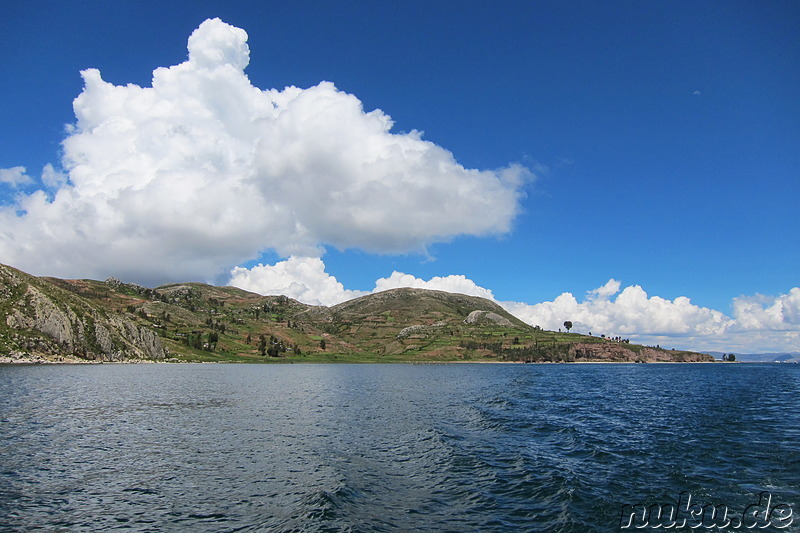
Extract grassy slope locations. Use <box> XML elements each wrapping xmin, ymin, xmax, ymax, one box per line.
<box><xmin>1</xmin><ymin>267</ymin><xmax>712</xmax><ymax>363</ymax></box>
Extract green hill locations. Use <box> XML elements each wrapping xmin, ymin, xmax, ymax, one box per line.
<box><xmin>0</xmin><ymin>264</ymin><xmax>712</xmax><ymax>363</ymax></box>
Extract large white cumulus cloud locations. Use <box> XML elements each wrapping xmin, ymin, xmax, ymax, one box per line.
<box><xmin>0</xmin><ymin>18</ymin><xmax>527</xmax><ymax>284</ymax></box>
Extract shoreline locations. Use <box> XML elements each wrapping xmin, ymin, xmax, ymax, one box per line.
<box><xmin>0</xmin><ymin>356</ymin><xmax>745</xmax><ymax>365</ymax></box>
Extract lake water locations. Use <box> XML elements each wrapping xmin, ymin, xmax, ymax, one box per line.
<box><xmin>1</xmin><ymin>363</ymin><xmax>798</xmax><ymax>532</ymax></box>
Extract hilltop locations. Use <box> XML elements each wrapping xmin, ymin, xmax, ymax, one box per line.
<box><xmin>0</xmin><ymin>264</ymin><xmax>712</xmax><ymax>363</ymax></box>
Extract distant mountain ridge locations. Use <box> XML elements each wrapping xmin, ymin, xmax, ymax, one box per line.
<box><xmin>705</xmin><ymin>351</ymin><xmax>800</xmax><ymax>363</ymax></box>
<box><xmin>1</xmin><ymin>263</ymin><xmax>713</xmax><ymax>364</ymax></box>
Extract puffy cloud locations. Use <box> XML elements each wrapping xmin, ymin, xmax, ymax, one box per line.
<box><xmin>0</xmin><ymin>167</ymin><xmax>32</xmax><ymax>187</ymax></box>
<box><xmin>0</xmin><ymin>165</ymin><xmax>67</xmax><ymax>193</ymax></box>
<box><xmin>187</xmin><ymin>18</ymin><xmax>249</xmax><ymax>70</ymax></box>
<box><xmin>0</xmin><ymin>18</ymin><xmax>528</xmax><ymax>284</ymax></box>
<box><xmin>229</xmin><ymin>257</ymin><xmax>367</xmax><ymax>307</ymax></box>
<box><xmin>373</xmin><ymin>271</ymin><xmax>496</xmax><ymax>300</ymax></box>
<box><xmin>229</xmin><ymin>257</ymin><xmax>494</xmax><ymax>306</ymax></box>
<box><xmin>731</xmin><ymin>288</ymin><xmax>800</xmax><ymax>330</ymax></box>
<box><xmin>499</xmin><ymin>281</ymin><xmax>732</xmax><ymax>338</ymax></box>
<box><xmin>499</xmin><ymin>281</ymin><xmax>800</xmax><ymax>352</ymax></box>
<box><xmin>588</xmin><ymin>278</ymin><xmax>621</xmax><ymax>300</ymax></box>
<box><xmin>41</xmin><ymin>164</ymin><xmax>67</xmax><ymax>189</ymax></box>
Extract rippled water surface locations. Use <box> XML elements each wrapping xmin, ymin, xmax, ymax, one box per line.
<box><xmin>1</xmin><ymin>363</ymin><xmax>798</xmax><ymax>531</ymax></box>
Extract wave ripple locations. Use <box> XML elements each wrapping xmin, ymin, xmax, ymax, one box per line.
<box><xmin>1</xmin><ymin>363</ymin><xmax>798</xmax><ymax>531</ymax></box>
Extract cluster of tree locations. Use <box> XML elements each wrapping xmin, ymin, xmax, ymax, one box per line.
<box><xmin>721</xmin><ymin>353</ymin><xmax>737</xmax><ymax>361</ymax></box>
<box><xmin>256</xmin><ymin>334</ymin><xmax>300</xmax><ymax>356</ymax></box>
<box><xmin>460</xmin><ymin>339</ymin><xmax>575</xmax><ymax>362</ymax></box>
<box><xmin>459</xmin><ymin>340</ymin><xmax>504</xmax><ymax>353</ymax></box>
<box><xmin>182</xmin><ymin>330</ymin><xmax>219</xmax><ymax>351</ymax></box>
<box><xmin>251</xmin><ymin>303</ymin><xmax>280</xmax><ymax>321</ymax></box>
<box><xmin>602</xmin><ymin>336</ymin><xmax>630</xmax><ymax>343</ymax></box>
<box><xmin>319</xmin><ymin>321</ymin><xmax>347</xmax><ymax>335</ymax></box>
<box><xmin>205</xmin><ymin>317</ymin><xmax>226</xmax><ymax>334</ymax></box>
<box><xmin>250</xmin><ymin>298</ymin><xmax>293</xmax><ymax>321</ymax></box>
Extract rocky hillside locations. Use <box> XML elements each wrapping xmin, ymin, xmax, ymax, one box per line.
<box><xmin>0</xmin><ymin>265</ymin><xmax>166</xmax><ymax>363</ymax></box>
<box><xmin>0</xmin><ymin>264</ymin><xmax>713</xmax><ymax>363</ymax></box>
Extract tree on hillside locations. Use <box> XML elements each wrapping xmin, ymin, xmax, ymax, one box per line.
<box><xmin>192</xmin><ymin>333</ymin><xmax>203</xmax><ymax>350</ymax></box>
<box><xmin>207</xmin><ymin>331</ymin><xmax>219</xmax><ymax>351</ymax></box>
<box><xmin>563</xmin><ymin>321</ymin><xmax>573</xmax><ymax>333</ymax></box>
<box><xmin>258</xmin><ymin>334</ymin><xmax>267</xmax><ymax>356</ymax></box>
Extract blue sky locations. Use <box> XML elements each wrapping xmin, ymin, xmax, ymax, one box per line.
<box><xmin>1</xmin><ymin>1</ymin><xmax>798</xmax><ymax>353</ymax></box>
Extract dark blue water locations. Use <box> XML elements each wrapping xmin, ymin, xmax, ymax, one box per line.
<box><xmin>1</xmin><ymin>363</ymin><xmax>798</xmax><ymax>532</ymax></box>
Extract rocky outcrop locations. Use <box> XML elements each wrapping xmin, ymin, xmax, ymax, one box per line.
<box><xmin>569</xmin><ymin>342</ymin><xmax>713</xmax><ymax>362</ymax></box>
<box><xmin>396</xmin><ymin>321</ymin><xmax>448</xmax><ymax>339</ymax></box>
<box><xmin>8</xmin><ymin>286</ymin><xmax>79</xmax><ymax>346</ymax></box>
<box><xmin>1</xmin><ymin>265</ymin><xmax>166</xmax><ymax>362</ymax></box>
<box><xmin>120</xmin><ymin>318</ymin><xmax>166</xmax><ymax>359</ymax></box>
<box><xmin>464</xmin><ymin>310</ymin><xmax>513</xmax><ymax>327</ymax></box>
